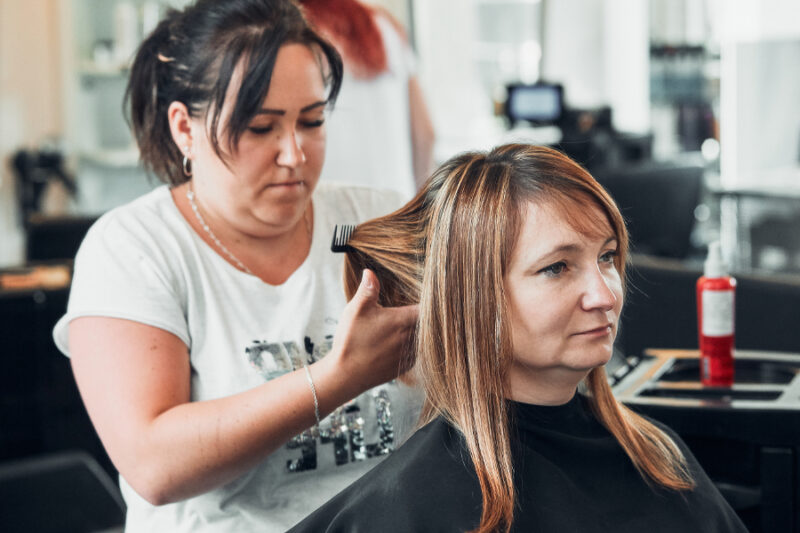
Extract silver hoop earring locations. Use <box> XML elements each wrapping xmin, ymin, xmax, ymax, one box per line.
<box><xmin>182</xmin><ymin>146</ymin><xmax>192</xmax><ymax>177</ymax></box>
<box><xmin>182</xmin><ymin>156</ymin><xmax>192</xmax><ymax>177</ymax></box>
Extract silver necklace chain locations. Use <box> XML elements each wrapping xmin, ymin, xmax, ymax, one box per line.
<box><xmin>186</xmin><ymin>185</ymin><xmax>314</xmax><ymax>277</ymax></box>
<box><xmin>186</xmin><ymin>186</ymin><xmax>254</xmax><ymax>275</ymax></box>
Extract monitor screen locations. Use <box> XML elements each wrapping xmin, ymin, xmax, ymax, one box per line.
<box><xmin>505</xmin><ymin>83</ymin><xmax>563</xmax><ymax>125</ymax></box>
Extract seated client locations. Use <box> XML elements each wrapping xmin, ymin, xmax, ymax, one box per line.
<box><xmin>290</xmin><ymin>144</ymin><xmax>746</xmax><ymax>532</ymax></box>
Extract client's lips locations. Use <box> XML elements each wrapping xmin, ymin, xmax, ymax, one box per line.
<box><xmin>573</xmin><ymin>324</ymin><xmax>613</xmax><ymax>336</ymax></box>
<box><xmin>267</xmin><ymin>180</ymin><xmax>305</xmax><ymax>188</ymax></box>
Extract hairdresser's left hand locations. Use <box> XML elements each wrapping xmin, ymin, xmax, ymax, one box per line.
<box><xmin>320</xmin><ymin>269</ymin><xmax>418</xmax><ymax>395</ymax></box>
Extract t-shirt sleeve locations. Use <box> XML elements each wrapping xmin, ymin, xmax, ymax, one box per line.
<box><xmin>52</xmin><ymin>211</ymin><xmax>189</xmax><ymax>356</ymax></box>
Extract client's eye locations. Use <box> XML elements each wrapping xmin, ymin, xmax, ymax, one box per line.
<box><xmin>599</xmin><ymin>250</ymin><xmax>617</xmax><ymax>263</ymax></box>
<box><xmin>539</xmin><ymin>261</ymin><xmax>567</xmax><ymax>277</ymax></box>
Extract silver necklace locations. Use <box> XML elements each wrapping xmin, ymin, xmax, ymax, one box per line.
<box><xmin>186</xmin><ymin>185</ymin><xmax>313</xmax><ymax>276</ymax></box>
<box><xmin>186</xmin><ymin>186</ymin><xmax>254</xmax><ymax>275</ymax></box>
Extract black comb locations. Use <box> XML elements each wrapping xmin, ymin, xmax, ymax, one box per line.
<box><xmin>331</xmin><ymin>224</ymin><xmax>355</xmax><ymax>253</ymax></box>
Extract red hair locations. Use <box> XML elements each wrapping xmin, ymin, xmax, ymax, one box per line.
<box><xmin>299</xmin><ymin>0</ymin><xmax>405</xmax><ymax>78</ymax></box>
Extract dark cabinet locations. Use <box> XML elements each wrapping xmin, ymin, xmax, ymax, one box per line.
<box><xmin>0</xmin><ymin>285</ymin><xmax>115</xmax><ymax>479</ymax></box>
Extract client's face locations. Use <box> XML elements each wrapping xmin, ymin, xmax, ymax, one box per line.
<box><xmin>504</xmin><ymin>199</ymin><xmax>623</xmax><ymax>404</ymax></box>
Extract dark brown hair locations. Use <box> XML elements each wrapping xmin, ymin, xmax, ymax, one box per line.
<box><xmin>125</xmin><ymin>0</ymin><xmax>343</xmax><ymax>185</ymax></box>
<box><xmin>343</xmin><ymin>144</ymin><xmax>694</xmax><ymax>533</ymax></box>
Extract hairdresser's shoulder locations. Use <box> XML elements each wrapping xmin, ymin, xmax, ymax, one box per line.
<box><xmin>314</xmin><ymin>183</ymin><xmax>406</xmax><ymax>222</ymax></box>
<box><xmin>80</xmin><ymin>185</ymin><xmax>178</xmax><ymax>248</ymax></box>
<box><xmin>288</xmin><ymin>417</ymin><xmax>481</xmax><ymax>533</ymax></box>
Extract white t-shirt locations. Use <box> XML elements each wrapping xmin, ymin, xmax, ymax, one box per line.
<box><xmin>53</xmin><ymin>183</ymin><xmax>421</xmax><ymax>532</ymax></box>
<box><xmin>320</xmin><ymin>14</ymin><xmax>418</xmax><ymax>200</ymax></box>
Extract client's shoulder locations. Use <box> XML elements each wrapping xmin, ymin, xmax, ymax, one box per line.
<box><xmin>387</xmin><ymin>415</ymin><xmax>479</xmax><ymax>490</ymax></box>
<box><xmin>288</xmin><ymin>417</ymin><xmax>482</xmax><ymax>532</ymax></box>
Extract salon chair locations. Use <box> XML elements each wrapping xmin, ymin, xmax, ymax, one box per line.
<box><xmin>618</xmin><ymin>254</ymin><xmax>800</xmax><ymax>358</ymax></box>
<box><xmin>593</xmin><ymin>162</ymin><xmax>703</xmax><ymax>260</ymax></box>
<box><xmin>0</xmin><ymin>451</ymin><xmax>125</xmax><ymax>532</ymax></box>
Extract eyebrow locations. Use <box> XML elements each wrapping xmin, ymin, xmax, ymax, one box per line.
<box><xmin>531</xmin><ymin>236</ymin><xmax>618</xmax><ymax>266</ymax></box>
<box><xmin>545</xmin><ymin>236</ymin><xmax>617</xmax><ymax>255</ymax></box>
<box><xmin>255</xmin><ymin>100</ymin><xmax>328</xmax><ymax>116</ymax></box>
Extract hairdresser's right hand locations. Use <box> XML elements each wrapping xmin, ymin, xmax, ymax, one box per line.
<box><xmin>324</xmin><ymin>269</ymin><xmax>418</xmax><ymax>392</ymax></box>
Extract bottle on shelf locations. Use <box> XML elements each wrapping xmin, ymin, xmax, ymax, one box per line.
<box><xmin>696</xmin><ymin>241</ymin><xmax>736</xmax><ymax>386</ymax></box>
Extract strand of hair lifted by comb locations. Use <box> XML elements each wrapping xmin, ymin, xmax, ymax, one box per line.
<box><xmin>331</xmin><ymin>224</ymin><xmax>356</xmax><ymax>253</ymax></box>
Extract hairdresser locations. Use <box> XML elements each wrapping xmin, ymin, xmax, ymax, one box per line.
<box><xmin>52</xmin><ymin>1</ymin><xmax>419</xmax><ymax>531</ymax></box>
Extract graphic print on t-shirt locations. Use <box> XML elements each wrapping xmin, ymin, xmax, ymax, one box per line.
<box><xmin>245</xmin><ymin>332</ymin><xmax>395</xmax><ymax>473</ymax></box>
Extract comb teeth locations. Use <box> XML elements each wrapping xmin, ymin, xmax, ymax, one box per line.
<box><xmin>331</xmin><ymin>224</ymin><xmax>355</xmax><ymax>253</ymax></box>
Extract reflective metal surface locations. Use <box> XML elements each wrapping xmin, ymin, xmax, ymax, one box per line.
<box><xmin>613</xmin><ymin>349</ymin><xmax>800</xmax><ymax>410</ymax></box>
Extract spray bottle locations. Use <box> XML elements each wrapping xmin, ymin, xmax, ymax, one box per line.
<box><xmin>696</xmin><ymin>241</ymin><xmax>736</xmax><ymax>386</ymax></box>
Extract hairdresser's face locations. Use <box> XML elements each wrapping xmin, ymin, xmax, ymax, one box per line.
<box><xmin>504</xmin><ymin>200</ymin><xmax>622</xmax><ymax>405</ymax></box>
<box><xmin>190</xmin><ymin>43</ymin><xmax>327</xmax><ymax>237</ymax></box>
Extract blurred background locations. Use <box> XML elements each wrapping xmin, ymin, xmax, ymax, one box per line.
<box><xmin>2</xmin><ymin>0</ymin><xmax>799</xmax><ymax>272</ymax></box>
<box><xmin>0</xmin><ymin>1</ymin><xmax>799</xmax><ymax>532</ymax></box>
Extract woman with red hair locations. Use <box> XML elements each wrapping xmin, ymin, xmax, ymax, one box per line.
<box><xmin>299</xmin><ymin>0</ymin><xmax>435</xmax><ymax>198</ymax></box>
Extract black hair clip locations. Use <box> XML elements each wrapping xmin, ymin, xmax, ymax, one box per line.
<box><xmin>331</xmin><ymin>224</ymin><xmax>356</xmax><ymax>253</ymax></box>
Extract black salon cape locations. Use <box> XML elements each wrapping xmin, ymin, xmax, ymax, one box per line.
<box><xmin>289</xmin><ymin>394</ymin><xmax>747</xmax><ymax>533</ymax></box>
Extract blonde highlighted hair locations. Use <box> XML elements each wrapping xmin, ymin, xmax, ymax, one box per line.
<box><xmin>343</xmin><ymin>144</ymin><xmax>694</xmax><ymax>533</ymax></box>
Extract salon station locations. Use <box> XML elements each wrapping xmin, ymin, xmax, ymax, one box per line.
<box><xmin>1</xmin><ymin>0</ymin><xmax>800</xmax><ymax>532</ymax></box>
